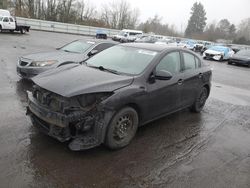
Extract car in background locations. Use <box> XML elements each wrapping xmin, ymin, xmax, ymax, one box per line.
<box><xmin>134</xmin><ymin>35</ymin><xmax>159</xmax><ymax>43</ymax></box>
<box><xmin>95</xmin><ymin>29</ymin><xmax>107</xmax><ymax>39</ymax></box>
<box><xmin>228</xmin><ymin>49</ymin><xmax>250</xmax><ymax>67</ymax></box>
<box><xmin>26</xmin><ymin>43</ymin><xmax>212</xmax><ymax>151</ymax></box>
<box><xmin>112</xmin><ymin>29</ymin><xmax>143</xmax><ymax>42</ymax></box>
<box><xmin>154</xmin><ymin>39</ymin><xmax>176</xmax><ymax>45</ymax></box>
<box><xmin>194</xmin><ymin>41</ymin><xmax>204</xmax><ymax>52</ymax></box>
<box><xmin>17</xmin><ymin>39</ymin><xmax>117</xmax><ymax>79</ymax></box>
<box><xmin>203</xmin><ymin>46</ymin><xmax>234</xmax><ymax>61</ymax></box>
<box><xmin>178</xmin><ymin>40</ymin><xmax>196</xmax><ymax>50</ymax></box>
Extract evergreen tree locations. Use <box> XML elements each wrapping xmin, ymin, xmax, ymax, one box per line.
<box><xmin>185</xmin><ymin>2</ymin><xmax>207</xmax><ymax>37</ymax></box>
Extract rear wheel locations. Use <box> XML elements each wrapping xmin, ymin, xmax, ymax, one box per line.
<box><xmin>191</xmin><ymin>87</ymin><xmax>208</xmax><ymax>113</ymax></box>
<box><xmin>105</xmin><ymin>107</ymin><xmax>138</xmax><ymax>149</ymax></box>
<box><xmin>20</xmin><ymin>28</ymin><xmax>26</xmax><ymax>34</ymax></box>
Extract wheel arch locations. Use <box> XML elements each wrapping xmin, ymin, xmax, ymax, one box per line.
<box><xmin>203</xmin><ymin>84</ymin><xmax>210</xmax><ymax>97</ymax></box>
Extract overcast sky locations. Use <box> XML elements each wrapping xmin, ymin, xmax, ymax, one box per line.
<box><xmin>94</xmin><ymin>0</ymin><xmax>250</xmax><ymax>31</ymax></box>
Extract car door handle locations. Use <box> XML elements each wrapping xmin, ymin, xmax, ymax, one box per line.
<box><xmin>198</xmin><ymin>73</ymin><xmax>203</xmax><ymax>78</ymax></box>
<box><xmin>177</xmin><ymin>79</ymin><xmax>183</xmax><ymax>85</ymax></box>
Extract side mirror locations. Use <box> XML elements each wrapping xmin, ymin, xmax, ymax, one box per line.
<box><xmin>155</xmin><ymin>70</ymin><xmax>172</xmax><ymax>80</ymax></box>
<box><xmin>88</xmin><ymin>50</ymin><xmax>98</xmax><ymax>57</ymax></box>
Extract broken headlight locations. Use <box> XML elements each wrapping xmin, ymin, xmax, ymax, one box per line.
<box><xmin>77</xmin><ymin>92</ymin><xmax>113</xmax><ymax>108</ymax></box>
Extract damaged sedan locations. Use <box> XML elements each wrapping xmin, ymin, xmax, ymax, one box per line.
<box><xmin>27</xmin><ymin>43</ymin><xmax>212</xmax><ymax>151</ymax></box>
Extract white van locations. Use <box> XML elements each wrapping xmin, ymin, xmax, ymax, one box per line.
<box><xmin>112</xmin><ymin>29</ymin><xmax>143</xmax><ymax>42</ymax></box>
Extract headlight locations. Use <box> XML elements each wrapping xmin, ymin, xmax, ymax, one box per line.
<box><xmin>77</xmin><ymin>92</ymin><xmax>113</xmax><ymax>108</ymax></box>
<box><xmin>30</xmin><ymin>60</ymin><xmax>58</xmax><ymax>67</ymax></box>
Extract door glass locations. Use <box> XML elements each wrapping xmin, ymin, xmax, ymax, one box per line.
<box><xmin>183</xmin><ymin>52</ymin><xmax>196</xmax><ymax>70</ymax></box>
<box><xmin>156</xmin><ymin>52</ymin><xmax>181</xmax><ymax>74</ymax></box>
<box><xmin>3</xmin><ymin>17</ymin><xmax>9</xmax><ymax>22</ymax></box>
<box><xmin>9</xmin><ymin>17</ymin><xmax>14</xmax><ymax>22</ymax></box>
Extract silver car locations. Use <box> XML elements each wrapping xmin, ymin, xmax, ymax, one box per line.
<box><xmin>17</xmin><ymin>39</ymin><xmax>117</xmax><ymax>79</ymax></box>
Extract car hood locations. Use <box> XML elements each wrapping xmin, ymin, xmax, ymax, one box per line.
<box><xmin>21</xmin><ymin>50</ymin><xmax>86</xmax><ymax>64</ymax></box>
<box><xmin>32</xmin><ymin>64</ymin><xmax>134</xmax><ymax>97</ymax></box>
<box><xmin>204</xmin><ymin>49</ymin><xmax>223</xmax><ymax>55</ymax></box>
<box><xmin>231</xmin><ymin>54</ymin><xmax>250</xmax><ymax>61</ymax></box>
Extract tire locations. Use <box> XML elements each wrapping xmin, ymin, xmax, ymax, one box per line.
<box><xmin>0</xmin><ymin>25</ymin><xmax>2</xmax><ymax>32</ymax></box>
<box><xmin>191</xmin><ymin>87</ymin><xmax>208</xmax><ymax>113</ymax></box>
<box><xmin>20</xmin><ymin>28</ymin><xmax>26</xmax><ymax>34</ymax></box>
<box><xmin>105</xmin><ymin>107</ymin><xmax>139</xmax><ymax>149</ymax></box>
<box><xmin>228</xmin><ymin>61</ymin><xmax>232</xmax><ymax>65</ymax></box>
<box><xmin>10</xmin><ymin>30</ymin><xmax>14</xmax><ymax>33</ymax></box>
<box><xmin>219</xmin><ymin>55</ymin><xmax>223</xmax><ymax>62</ymax></box>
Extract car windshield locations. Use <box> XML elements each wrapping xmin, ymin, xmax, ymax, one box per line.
<box><xmin>85</xmin><ymin>45</ymin><xmax>158</xmax><ymax>75</ymax></box>
<box><xmin>237</xmin><ymin>50</ymin><xmax>250</xmax><ymax>56</ymax></box>
<box><xmin>60</xmin><ymin>40</ymin><xmax>93</xmax><ymax>53</ymax></box>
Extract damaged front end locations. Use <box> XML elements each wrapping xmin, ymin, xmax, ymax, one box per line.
<box><xmin>27</xmin><ymin>85</ymin><xmax>114</xmax><ymax>151</ymax></box>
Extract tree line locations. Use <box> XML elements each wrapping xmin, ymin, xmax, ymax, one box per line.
<box><xmin>1</xmin><ymin>0</ymin><xmax>249</xmax><ymax>44</ymax></box>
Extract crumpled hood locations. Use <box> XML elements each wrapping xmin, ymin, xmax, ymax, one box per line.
<box><xmin>22</xmin><ymin>50</ymin><xmax>86</xmax><ymax>63</ymax></box>
<box><xmin>32</xmin><ymin>64</ymin><xmax>134</xmax><ymax>97</ymax></box>
<box><xmin>204</xmin><ymin>49</ymin><xmax>223</xmax><ymax>55</ymax></box>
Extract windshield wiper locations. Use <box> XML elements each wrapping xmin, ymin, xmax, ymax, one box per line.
<box><xmin>87</xmin><ymin>64</ymin><xmax>120</xmax><ymax>75</ymax></box>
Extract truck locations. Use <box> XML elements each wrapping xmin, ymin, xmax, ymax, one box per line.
<box><xmin>0</xmin><ymin>9</ymin><xmax>30</xmax><ymax>34</ymax></box>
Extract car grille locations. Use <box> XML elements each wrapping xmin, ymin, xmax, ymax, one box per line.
<box><xmin>20</xmin><ymin>60</ymin><xmax>29</xmax><ymax>66</ymax></box>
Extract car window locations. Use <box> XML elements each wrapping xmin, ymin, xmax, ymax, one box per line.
<box><xmin>183</xmin><ymin>52</ymin><xmax>196</xmax><ymax>70</ymax></box>
<box><xmin>92</xmin><ymin>43</ymin><xmax>115</xmax><ymax>52</ymax></box>
<box><xmin>156</xmin><ymin>52</ymin><xmax>181</xmax><ymax>74</ymax></box>
<box><xmin>3</xmin><ymin>17</ymin><xmax>9</xmax><ymax>22</ymax></box>
<box><xmin>195</xmin><ymin>57</ymin><xmax>201</xmax><ymax>67</ymax></box>
<box><xmin>9</xmin><ymin>17</ymin><xmax>14</xmax><ymax>22</ymax></box>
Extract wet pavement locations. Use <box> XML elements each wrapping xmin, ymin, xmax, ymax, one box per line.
<box><xmin>0</xmin><ymin>31</ymin><xmax>250</xmax><ymax>188</ymax></box>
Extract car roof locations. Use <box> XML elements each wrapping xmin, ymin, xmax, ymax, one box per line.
<box><xmin>119</xmin><ymin>43</ymin><xmax>178</xmax><ymax>52</ymax></box>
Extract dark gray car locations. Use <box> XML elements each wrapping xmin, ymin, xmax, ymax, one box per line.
<box><xmin>27</xmin><ymin>43</ymin><xmax>212</xmax><ymax>151</ymax></box>
<box><xmin>17</xmin><ymin>39</ymin><xmax>117</xmax><ymax>79</ymax></box>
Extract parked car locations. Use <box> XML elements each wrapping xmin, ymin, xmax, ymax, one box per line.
<box><xmin>203</xmin><ymin>46</ymin><xmax>234</xmax><ymax>61</ymax></box>
<box><xmin>95</xmin><ymin>29</ymin><xmax>107</xmax><ymax>39</ymax></box>
<box><xmin>26</xmin><ymin>43</ymin><xmax>212</xmax><ymax>151</ymax></box>
<box><xmin>0</xmin><ymin>9</ymin><xmax>30</xmax><ymax>34</ymax></box>
<box><xmin>17</xmin><ymin>39</ymin><xmax>117</xmax><ymax>79</ymax></box>
<box><xmin>178</xmin><ymin>40</ymin><xmax>197</xmax><ymax>50</ymax></box>
<box><xmin>228</xmin><ymin>49</ymin><xmax>250</xmax><ymax>67</ymax></box>
<box><xmin>134</xmin><ymin>35</ymin><xmax>158</xmax><ymax>43</ymax></box>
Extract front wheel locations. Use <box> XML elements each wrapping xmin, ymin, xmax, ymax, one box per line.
<box><xmin>219</xmin><ymin>55</ymin><xmax>223</xmax><ymax>62</ymax></box>
<box><xmin>105</xmin><ymin>107</ymin><xmax>139</xmax><ymax>149</ymax></box>
<box><xmin>191</xmin><ymin>87</ymin><xmax>208</xmax><ymax>113</ymax></box>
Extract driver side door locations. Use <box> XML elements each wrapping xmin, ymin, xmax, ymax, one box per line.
<box><xmin>144</xmin><ymin>51</ymin><xmax>184</xmax><ymax>121</ymax></box>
